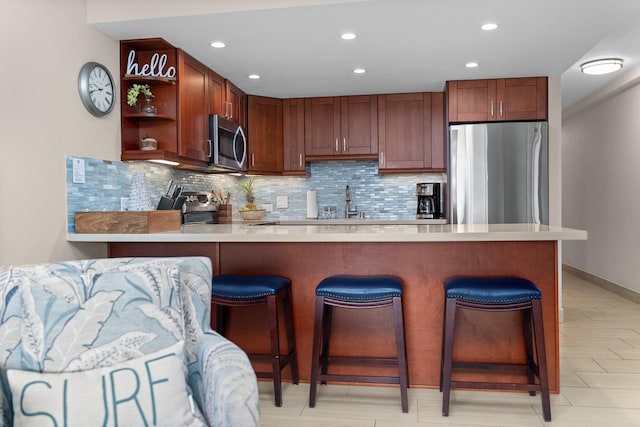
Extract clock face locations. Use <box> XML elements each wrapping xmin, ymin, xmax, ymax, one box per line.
<box><xmin>78</xmin><ymin>62</ymin><xmax>115</xmax><ymax>117</ymax></box>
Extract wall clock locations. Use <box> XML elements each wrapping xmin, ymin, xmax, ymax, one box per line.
<box><xmin>78</xmin><ymin>62</ymin><xmax>115</xmax><ymax>117</ymax></box>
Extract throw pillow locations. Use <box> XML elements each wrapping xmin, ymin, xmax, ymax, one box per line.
<box><xmin>8</xmin><ymin>341</ymin><xmax>207</xmax><ymax>427</ymax></box>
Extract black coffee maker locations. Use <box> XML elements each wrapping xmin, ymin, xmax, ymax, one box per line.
<box><xmin>416</xmin><ymin>183</ymin><xmax>443</xmax><ymax>219</ymax></box>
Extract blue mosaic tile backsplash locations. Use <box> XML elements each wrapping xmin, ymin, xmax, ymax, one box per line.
<box><xmin>66</xmin><ymin>156</ymin><xmax>444</xmax><ymax>231</ymax></box>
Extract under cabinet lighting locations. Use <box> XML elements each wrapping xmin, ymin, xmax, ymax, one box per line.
<box><xmin>148</xmin><ymin>159</ymin><xmax>180</xmax><ymax>166</ymax></box>
<box><xmin>580</xmin><ymin>58</ymin><xmax>623</xmax><ymax>75</ymax></box>
<box><xmin>341</xmin><ymin>32</ymin><xmax>356</xmax><ymax>40</ymax></box>
<box><xmin>210</xmin><ymin>41</ymin><xmax>226</xmax><ymax>48</ymax></box>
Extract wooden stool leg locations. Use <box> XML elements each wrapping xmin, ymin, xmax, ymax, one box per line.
<box><xmin>309</xmin><ymin>296</ymin><xmax>325</xmax><ymax>408</ymax></box>
<box><xmin>283</xmin><ymin>289</ymin><xmax>299</xmax><ymax>385</ymax></box>
<box><xmin>522</xmin><ymin>308</ymin><xmax>536</xmax><ymax>396</ymax></box>
<box><xmin>393</xmin><ymin>296</ymin><xmax>409</xmax><ymax>413</ymax></box>
<box><xmin>267</xmin><ymin>295</ymin><xmax>283</xmax><ymax>407</ymax></box>
<box><xmin>532</xmin><ymin>299</ymin><xmax>551</xmax><ymax>422</ymax></box>
<box><xmin>213</xmin><ymin>304</ymin><xmax>226</xmax><ymax>335</ymax></box>
<box><xmin>320</xmin><ymin>303</ymin><xmax>333</xmax><ymax>385</ymax></box>
<box><xmin>441</xmin><ymin>297</ymin><xmax>457</xmax><ymax>416</ymax></box>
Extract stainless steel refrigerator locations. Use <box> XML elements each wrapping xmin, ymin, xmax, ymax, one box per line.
<box><xmin>449</xmin><ymin>122</ymin><xmax>548</xmax><ymax>224</ymax></box>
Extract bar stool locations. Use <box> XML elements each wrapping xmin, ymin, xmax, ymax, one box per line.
<box><xmin>440</xmin><ymin>277</ymin><xmax>551</xmax><ymax>422</ymax></box>
<box><xmin>309</xmin><ymin>275</ymin><xmax>409</xmax><ymax>413</ymax></box>
<box><xmin>211</xmin><ymin>275</ymin><xmax>299</xmax><ymax>407</ymax></box>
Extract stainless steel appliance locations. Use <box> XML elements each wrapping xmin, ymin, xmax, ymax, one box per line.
<box><xmin>416</xmin><ymin>182</ymin><xmax>443</xmax><ymax>219</ymax></box>
<box><xmin>182</xmin><ymin>192</ymin><xmax>218</xmax><ymax>224</ymax></box>
<box><xmin>206</xmin><ymin>115</ymin><xmax>247</xmax><ymax>172</ymax></box>
<box><xmin>449</xmin><ymin>121</ymin><xmax>548</xmax><ymax>224</ymax></box>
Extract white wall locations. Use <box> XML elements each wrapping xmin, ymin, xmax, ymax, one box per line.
<box><xmin>563</xmin><ymin>70</ymin><xmax>640</xmax><ymax>294</ymax></box>
<box><xmin>0</xmin><ymin>0</ymin><xmax>119</xmax><ymax>266</ymax></box>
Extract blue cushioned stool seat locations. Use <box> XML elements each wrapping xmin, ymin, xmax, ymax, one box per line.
<box><xmin>445</xmin><ymin>277</ymin><xmax>541</xmax><ymax>304</ymax></box>
<box><xmin>309</xmin><ymin>275</ymin><xmax>409</xmax><ymax>413</ymax></box>
<box><xmin>316</xmin><ymin>275</ymin><xmax>402</xmax><ymax>300</ymax></box>
<box><xmin>211</xmin><ymin>274</ymin><xmax>298</xmax><ymax>407</ymax></box>
<box><xmin>213</xmin><ymin>274</ymin><xmax>291</xmax><ymax>299</ymax></box>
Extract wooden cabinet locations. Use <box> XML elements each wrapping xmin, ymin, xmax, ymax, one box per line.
<box><xmin>120</xmin><ymin>38</ymin><xmax>207</xmax><ymax>168</ymax></box>
<box><xmin>208</xmin><ymin>70</ymin><xmax>247</xmax><ymax>129</ymax></box>
<box><xmin>378</xmin><ymin>92</ymin><xmax>445</xmax><ymax>173</ymax></box>
<box><xmin>304</xmin><ymin>96</ymin><xmax>377</xmax><ymax>159</ymax></box>
<box><xmin>283</xmin><ymin>98</ymin><xmax>306</xmax><ymax>174</ymax></box>
<box><xmin>177</xmin><ymin>50</ymin><xmax>209</xmax><ymax>162</ymax></box>
<box><xmin>447</xmin><ymin>77</ymin><xmax>547</xmax><ymax>123</ymax></box>
<box><xmin>247</xmin><ymin>96</ymin><xmax>283</xmax><ymax>174</ymax></box>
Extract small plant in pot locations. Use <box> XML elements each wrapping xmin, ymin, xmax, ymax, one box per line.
<box><xmin>126</xmin><ymin>83</ymin><xmax>156</xmax><ymax>113</ymax></box>
<box><xmin>239</xmin><ymin>177</ymin><xmax>265</xmax><ymax>220</ymax></box>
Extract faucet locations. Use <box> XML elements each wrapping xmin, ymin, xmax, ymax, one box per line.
<box><xmin>345</xmin><ymin>185</ymin><xmax>359</xmax><ymax>219</ymax></box>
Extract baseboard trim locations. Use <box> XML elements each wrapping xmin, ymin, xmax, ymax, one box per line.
<box><xmin>563</xmin><ymin>264</ymin><xmax>640</xmax><ymax>305</ymax></box>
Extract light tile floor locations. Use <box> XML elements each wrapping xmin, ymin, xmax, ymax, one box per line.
<box><xmin>258</xmin><ymin>272</ymin><xmax>640</xmax><ymax>426</ymax></box>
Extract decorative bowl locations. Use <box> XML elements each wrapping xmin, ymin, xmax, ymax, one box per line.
<box><xmin>239</xmin><ymin>209</ymin><xmax>266</xmax><ymax>221</ymax></box>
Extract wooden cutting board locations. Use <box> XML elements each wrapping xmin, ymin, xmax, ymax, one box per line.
<box><xmin>74</xmin><ymin>211</ymin><xmax>181</xmax><ymax>233</ymax></box>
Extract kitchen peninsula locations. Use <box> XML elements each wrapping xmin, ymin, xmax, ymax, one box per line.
<box><xmin>68</xmin><ymin>223</ymin><xmax>586</xmax><ymax>392</ymax></box>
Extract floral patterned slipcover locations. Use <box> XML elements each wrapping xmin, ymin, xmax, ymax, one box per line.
<box><xmin>0</xmin><ymin>257</ymin><xmax>259</xmax><ymax>427</ymax></box>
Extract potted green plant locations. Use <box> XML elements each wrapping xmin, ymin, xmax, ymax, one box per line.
<box><xmin>126</xmin><ymin>83</ymin><xmax>155</xmax><ymax>113</ymax></box>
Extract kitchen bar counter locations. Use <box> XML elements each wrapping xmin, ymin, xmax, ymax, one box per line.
<box><xmin>68</xmin><ymin>223</ymin><xmax>586</xmax><ymax>393</ymax></box>
<box><xmin>68</xmin><ymin>222</ymin><xmax>586</xmax><ymax>243</ymax></box>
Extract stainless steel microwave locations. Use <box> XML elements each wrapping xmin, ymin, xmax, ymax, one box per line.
<box><xmin>207</xmin><ymin>115</ymin><xmax>247</xmax><ymax>172</ymax></box>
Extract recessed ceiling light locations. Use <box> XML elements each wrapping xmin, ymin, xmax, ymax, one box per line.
<box><xmin>248</xmin><ymin>74</ymin><xmax>260</xmax><ymax>80</ymax></box>
<box><xmin>481</xmin><ymin>23</ymin><xmax>498</xmax><ymax>31</ymax></box>
<box><xmin>465</xmin><ymin>62</ymin><xmax>479</xmax><ymax>68</ymax></box>
<box><xmin>580</xmin><ymin>58</ymin><xmax>624</xmax><ymax>75</ymax></box>
<box><xmin>210</xmin><ymin>41</ymin><xmax>226</xmax><ymax>48</ymax></box>
<box><xmin>353</xmin><ymin>68</ymin><xmax>366</xmax><ymax>74</ymax></box>
<box><xmin>341</xmin><ymin>32</ymin><xmax>356</xmax><ymax>40</ymax></box>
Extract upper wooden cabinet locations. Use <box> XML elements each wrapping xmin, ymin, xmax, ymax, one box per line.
<box><xmin>177</xmin><ymin>50</ymin><xmax>209</xmax><ymax>162</ymax></box>
<box><xmin>378</xmin><ymin>92</ymin><xmax>445</xmax><ymax>173</ymax></box>
<box><xmin>283</xmin><ymin>98</ymin><xmax>306</xmax><ymax>174</ymax></box>
<box><xmin>447</xmin><ymin>77</ymin><xmax>547</xmax><ymax>123</ymax></box>
<box><xmin>208</xmin><ymin>70</ymin><xmax>247</xmax><ymax>129</ymax></box>
<box><xmin>304</xmin><ymin>96</ymin><xmax>377</xmax><ymax>159</ymax></box>
<box><xmin>247</xmin><ymin>96</ymin><xmax>283</xmax><ymax>174</ymax></box>
<box><xmin>120</xmin><ymin>38</ymin><xmax>207</xmax><ymax>168</ymax></box>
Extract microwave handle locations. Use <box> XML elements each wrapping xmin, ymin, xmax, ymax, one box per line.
<box><xmin>233</xmin><ymin>126</ymin><xmax>247</xmax><ymax>167</ymax></box>
<box><xmin>205</xmin><ymin>139</ymin><xmax>212</xmax><ymax>158</ymax></box>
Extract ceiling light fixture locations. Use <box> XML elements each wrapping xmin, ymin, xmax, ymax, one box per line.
<box><xmin>210</xmin><ymin>41</ymin><xmax>226</xmax><ymax>48</ymax></box>
<box><xmin>465</xmin><ymin>62</ymin><xmax>479</xmax><ymax>68</ymax></box>
<box><xmin>248</xmin><ymin>74</ymin><xmax>260</xmax><ymax>80</ymax></box>
<box><xmin>341</xmin><ymin>32</ymin><xmax>356</xmax><ymax>40</ymax></box>
<box><xmin>580</xmin><ymin>58</ymin><xmax>623</xmax><ymax>75</ymax></box>
<box><xmin>481</xmin><ymin>23</ymin><xmax>498</xmax><ymax>31</ymax></box>
<box><xmin>353</xmin><ymin>68</ymin><xmax>366</xmax><ymax>74</ymax></box>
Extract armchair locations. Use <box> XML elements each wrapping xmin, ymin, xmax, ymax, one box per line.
<box><xmin>0</xmin><ymin>256</ymin><xmax>259</xmax><ymax>426</ymax></box>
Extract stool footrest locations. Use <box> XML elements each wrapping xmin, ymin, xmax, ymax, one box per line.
<box><xmin>453</xmin><ymin>361</ymin><xmax>536</xmax><ymax>373</ymax></box>
<box><xmin>318</xmin><ymin>374</ymin><xmax>401</xmax><ymax>385</ymax></box>
<box><xmin>326</xmin><ymin>355</ymin><xmax>400</xmax><ymax>367</ymax></box>
<box><xmin>450</xmin><ymin>380</ymin><xmax>542</xmax><ymax>392</ymax></box>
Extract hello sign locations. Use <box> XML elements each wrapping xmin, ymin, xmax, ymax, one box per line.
<box><xmin>126</xmin><ymin>50</ymin><xmax>176</xmax><ymax>79</ymax></box>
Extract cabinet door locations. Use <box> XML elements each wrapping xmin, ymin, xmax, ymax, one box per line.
<box><xmin>225</xmin><ymin>80</ymin><xmax>247</xmax><ymax>128</ymax></box>
<box><xmin>430</xmin><ymin>92</ymin><xmax>446</xmax><ymax>170</ymax></box>
<box><xmin>497</xmin><ymin>77</ymin><xmax>547</xmax><ymax>121</ymax></box>
<box><xmin>177</xmin><ymin>51</ymin><xmax>208</xmax><ymax>161</ymax></box>
<box><xmin>283</xmin><ymin>98</ymin><xmax>305</xmax><ymax>173</ymax></box>
<box><xmin>304</xmin><ymin>97</ymin><xmax>341</xmax><ymax>156</ymax></box>
<box><xmin>208</xmin><ymin>69</ymin><xmax>225</xmax><ymax>117</ymax></box>
<box><xmin>378</xmin><ymin>93</ymin><xmax>431</xmax><ymax>170</ymax></box>
<box><xmin>447</xmin><ymin>79</ymin><xmax>497</xmax><ymax>123</ymax></box>
<box><xmin>247</xmin><ymin>96</ymin><xmax>283</xmax><ymax>173</ymax></box>
<box><xmin>341</xmin><ymin>95</ymin><xmax>377</xmax><ymax>155</ymax></box>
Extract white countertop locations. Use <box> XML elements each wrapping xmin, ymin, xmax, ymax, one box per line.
<box><xmin>67</xmin><ymin>222</ymin><xmax>587</xmax><ymax>243</ymax></box>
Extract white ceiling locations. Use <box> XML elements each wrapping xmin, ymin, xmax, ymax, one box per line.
<box><xmin>91</xmin><ymin>0</ymin><xmax>640</xmax><ymax>109</ymax></box>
